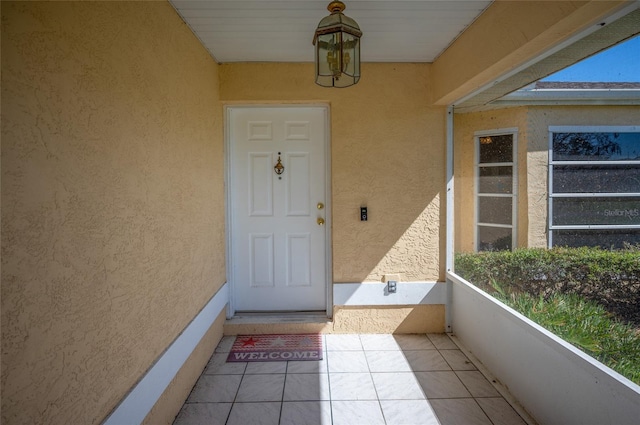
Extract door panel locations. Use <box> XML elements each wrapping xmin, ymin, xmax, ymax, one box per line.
<box><xmin>286</xmin><ymin>153</ymin><xmax>310</xmax><ymax>216</ymax></box>
<box><xmin>287</xmin><ymin>233</ymin><xmax>311</xmax><ymax>287</ymax></box>
<box><xmin>229</xmin><ymin>107</ymin><xmax>328</xmax><ymax>311</ymax></box>
<box><xmin>249</xmin><ymin>153</ymin><xmax>273</xmax><ymax>216</ymax></box>
<box><xmin>250</xmin><ymin>233</ymin><xmax>274</xmax><ymax>287</ymax></box>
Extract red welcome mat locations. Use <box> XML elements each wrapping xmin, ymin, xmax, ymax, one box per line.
<box><xmin>227</xmin><ymin>334</ymin><xmax>323</xmax><ymax>362</ymax></box>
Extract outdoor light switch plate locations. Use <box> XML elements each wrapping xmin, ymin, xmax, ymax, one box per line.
<box><xmin>360</xmin><ymin>207</ymin><xmax>368</xmax><ymax>221</ymax></box>
<box><xmin>388</xmin><ymin>281</ymin><xmax>397</xmax><ymax>293</ymax></box>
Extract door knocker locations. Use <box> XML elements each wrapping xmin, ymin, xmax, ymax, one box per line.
<box><xmin>274</xmin><ymin>153</ymin><xmax>285</xmax><ymax>178</ymax></box>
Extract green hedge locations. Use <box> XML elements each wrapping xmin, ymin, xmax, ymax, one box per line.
<box><xmin>455</xmin><ymin>247</ymin><xmax>640</xmax><ymax>326</ymax></box>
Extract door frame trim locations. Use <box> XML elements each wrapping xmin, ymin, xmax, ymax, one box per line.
<box><xmin>224</xmin><ymin>104</ymin><xmax>333</xmax><ymax>318</ymax></box>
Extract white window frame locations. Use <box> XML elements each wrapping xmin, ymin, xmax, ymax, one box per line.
<box><xmin>548</xmin><ymin>125</ymin><xmax>640</xmax><ymax>248</ymax></box>
<box><xmin>474</xmin><ymin>128</ymin><xmax>518</xmax><ymax>251</ymax></box>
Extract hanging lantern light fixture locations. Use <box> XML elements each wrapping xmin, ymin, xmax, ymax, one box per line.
<box><xmin>313</xmin><ymin>1</ymin><xmax>362</xmax><ymax>88</ymax></box>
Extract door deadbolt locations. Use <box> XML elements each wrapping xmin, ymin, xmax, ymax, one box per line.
<box><xmin>317</xmin><ymin>202</ymin><xmax>324</xmax><ymax>210</ymax></box>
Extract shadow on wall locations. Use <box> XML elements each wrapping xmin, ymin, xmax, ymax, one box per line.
<box><xmin>332</xmin><ymin>305</ymin><xmax>446</xmax><ymax>334</ymax></box>
<box><xmin>331</xmin><ymin>108</ymin><xmax>446</xmax><ymax>283</ymax></box>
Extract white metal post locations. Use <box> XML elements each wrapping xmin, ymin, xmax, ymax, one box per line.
<box><xmin>445</xmin><ymin>106</ymin><xmax>454</xmax><ymax>333</ymax></box>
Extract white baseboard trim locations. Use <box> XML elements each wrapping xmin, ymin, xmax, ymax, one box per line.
<box><xmin>103</xmin><ymin>282</ymin><xmax>229</xmax><ymax>425</ymax></box>
<box><xmin>333</xmin><ymin>281</ymin><xmax>446</xmax><ymax>306</ymax></box>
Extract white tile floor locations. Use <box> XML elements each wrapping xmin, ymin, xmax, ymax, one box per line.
<box><xmin>173</xmin><ymin>334</ymin><xmax>530</xmax><ymax>425</ymax></box>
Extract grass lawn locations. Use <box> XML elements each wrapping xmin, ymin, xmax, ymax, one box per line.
<box><xmin>493</xmin><ymin>283</ymin><xmax>640</xmax><ymax>384</ymax></box>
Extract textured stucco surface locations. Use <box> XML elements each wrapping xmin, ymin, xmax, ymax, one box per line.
<box><xmin>333</xmin><ymin>305</ymin><xmax>445</xmax><ymax>334</ymax></box>
<box><xmin>221</xmin><ymin>63</ymin><xmax>446</xmax><ymax>283</ymax></box>
<box><xmin>453</xmin><ymin>108</ymin><xmax>529</xmax><ymax>252</ymax></box>
<box><xmin>1</xmin><ymin>2</ymin><xmax>225</xmax><ymax>424</ymax></box>
<box><xmin>454</xmin><ymin>105</ymin><xmax>640</xmax><ymax>252</ymax></box>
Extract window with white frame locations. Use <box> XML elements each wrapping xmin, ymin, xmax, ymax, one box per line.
<box><xmin>548</xmin><ymin>126</ymin><xmax>640</xmax><ymax>248</ymax></box>
<box><xmin>475</xmin><ymin>129</ymin><xmax>518</xmax><ymax>251</ymax></box>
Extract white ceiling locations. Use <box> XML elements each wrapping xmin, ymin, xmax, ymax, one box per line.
<box><xmin>169</xmin><ymin>0</ymin><xmax>493</xmax><ymax>63</ymax></box>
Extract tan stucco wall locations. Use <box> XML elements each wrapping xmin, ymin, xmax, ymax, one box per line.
<box><xmin>333</xmin><ymin>305</ymin><xmax>445</xmax><ymax>334</ymax></box>
<box><xmin>454</xmin><ymin>107</ymin><xmax>530</xmax><ymax>252</ymax></box>
<box><xmin>221</xmin><ymin>63</ymin><xmax>446</xmax><ymax>283</ymax></box>
<box><xmin>454</xmin><ymin>105</ymin><xmax>640</xmax><ymax>252</ymax></box>
<box><xmin>1</xmin><ymin>2</ymin><xmax>225</xmax><ymax>424</ymax></box>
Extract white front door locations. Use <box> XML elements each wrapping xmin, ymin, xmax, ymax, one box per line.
<box><xmin>228</xmin><ymin>106</ymin><xmax>329</xmax><ymax>311</ymax></box>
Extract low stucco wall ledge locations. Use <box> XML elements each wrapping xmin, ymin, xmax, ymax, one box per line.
<box><xmin>103</xmin><ymin>283</ymin><xmax>229</xmax><ymax>425</ymax></box>
<box><xmin>448</xmin><ymin>272</ymin><xmax>640</xmax><ymax>425</ymax></box>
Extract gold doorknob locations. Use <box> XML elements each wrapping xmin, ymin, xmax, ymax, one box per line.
<box><xmin>317</xmin><ymin>217</ymin><xmax>325</xmax><ymax>226</ymax></box>
<box><xmin>317</xmin><ymin>202</ymin><xmax>324</xmax><ymax>210</ymax></box>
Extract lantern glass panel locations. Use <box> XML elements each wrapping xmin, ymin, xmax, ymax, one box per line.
<box><xmin>315</xmin><ymin>32</ymin><xmax>360</xmax><ymax>87</ymax></box>
<box><xmin>315</xmin><ymin>33</ymin><xmax>336</xmax><ymax>86</ymax></box>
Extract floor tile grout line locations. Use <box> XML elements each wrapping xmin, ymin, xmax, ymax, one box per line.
<box><xmin>453</xmin><ymin>369</ymin><xmax>493</xmax><ymax>401</ymax></box>
<box><xmin>277</xmin><ymin>370</ymin><xmax>286</xmax><ymax>425</ymax></box>
<box><xmin>361</xmin><ymin>336</ymin><xmax>389</xmax><ymax>424</ymax></box>
<box><xmin>447</xmin><ymin>333</ymin><xmax>536</xmax><ymax>425</ymax></box>
<box><xmin>469</xmin><ymin>397</ymin><xmax>497</xmax><ymax>425</ymax></box>
<box><xmin>225</xmin><ymin>344</ymin><xmax>246</xmax><ymax>425</ymax></box>
<box><xmin>320</xmin><ymin>336</ymin><xmax>335</xmax><ymax>425</ymax></box>
<box><xmin>325</xmin><ymin>357</ymin><xmax>335</xmax><ymax>425</ymax></box>
<box><xmin>434</xmin><ymin>333</ymin><xmax>522</xmax><ymax>425</ymax></box>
